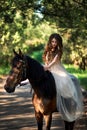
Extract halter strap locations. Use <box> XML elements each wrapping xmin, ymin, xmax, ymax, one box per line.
<box><xmin>20</xmin><ymin>55</ymin><xmax>28</xmax><ymax>80</ymax></box>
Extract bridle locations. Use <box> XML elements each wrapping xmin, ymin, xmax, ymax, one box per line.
<box><xmin>19</xmin><ymin>56</ymin><xmax>28</xmax><ymax>81</ymax></box>
<box><xmin>11</xmin><ymin>56</ymin><xmax>28</xmax><ymax>87</ymax></box>
<box><xmin>15</xmin><ymin>55</ymin><xmax>47</xmax><ymax>85</ymax></box>
<box><xmin>18</xmin><ymin>56</ymin><xmax>45</xmax><ymax>86</ymax></box>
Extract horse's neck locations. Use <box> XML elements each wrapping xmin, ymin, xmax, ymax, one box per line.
<box><xmin>26</xmin><ymin>56</ymin><xmax>45</xmax><ymax>85</ymax></box>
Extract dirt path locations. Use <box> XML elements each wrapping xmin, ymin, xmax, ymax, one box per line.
<box><xmin>0</xmin><ymin>76</ymin><xmax>87</xmax><ymax>130</ymax></box>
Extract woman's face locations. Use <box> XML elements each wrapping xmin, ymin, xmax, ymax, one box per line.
<box><xmin>51</xmin><ymin>38</ymin><xmax>58</xmax><ymax>48</ymax></box>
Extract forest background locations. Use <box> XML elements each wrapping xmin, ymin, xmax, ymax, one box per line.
<box><xmin>0</xmin><ymin>0</ymin><xmax>87</xmax><ymax>89</ymax></box>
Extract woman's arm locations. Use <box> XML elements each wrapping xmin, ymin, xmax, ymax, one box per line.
<box><xmin>48</xmin><ymin>54</ymin><xmax>59</xmax><ymax>67</ymax></box>
<box><xmin>44</xmin><ymin>54</ymin><xmax>59</xmax><ymax>70</ymax></box>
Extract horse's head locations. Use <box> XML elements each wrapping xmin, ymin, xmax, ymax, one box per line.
<box><xmin>4</xmin><ymin>49</ymin><xmax>27</xmax><ymax>93</ymax></box>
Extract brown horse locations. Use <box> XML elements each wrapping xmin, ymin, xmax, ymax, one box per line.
<box><xmin>4</xmin><ymin>49</ymin><xmax>75</xmax><ymax>130</ymax></box>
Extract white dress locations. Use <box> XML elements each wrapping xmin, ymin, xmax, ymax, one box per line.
<box><xmin>49</xmin><ymin>61</ymin><xmax>83</xmax><ymax>122</ymax></box>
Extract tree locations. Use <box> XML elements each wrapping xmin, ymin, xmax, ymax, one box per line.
<box><xmin>0</xmin><ymin>0</ymin><xmax>87</xmax><ymax>69</ymax></box>
<box><xmin>0</xmin><ymin>0</ymin><xmax>35</xmax><ymax>64</ymax></box>
<box><xmin>37</xmin><ymin>0</ymin><xmax>87</xmax><ymax>69</ymax></box>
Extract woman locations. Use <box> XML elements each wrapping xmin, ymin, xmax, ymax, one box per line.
<box><xmin>42</xmin><ymin>33</ymin><xmax>83</xmax><ymax>122</ymax></box>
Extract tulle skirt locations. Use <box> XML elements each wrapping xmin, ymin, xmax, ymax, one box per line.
<box><xmin>49</xmin><ymin>62</ymin><xmax>83</xmax><ymax>122</ymax></box>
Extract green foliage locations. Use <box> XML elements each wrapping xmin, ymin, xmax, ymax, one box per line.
<box><xmin>0</xmin><ymin>0</ymin><xmax>87</xmax><ymax>70</ymax></box>
<box><xmin>40</xmin><ymin>0</ymin><xmax>87</xmax><ymax>28</ymax></box>
<box><xmin>27</xmin><ymin>44</ymin><xmax>44</xmax><ymax>62</ymax></box>
<box><xmin>0</xmin><ymin>65</ymin><xmax>10</xmax><ymax>75</ymax></box>
<box><xmin>31</xmin><ymin>50</ymin><xmax>43</xmax><ymax>63</ymax></box>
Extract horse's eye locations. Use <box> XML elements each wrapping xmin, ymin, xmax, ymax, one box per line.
<box><xmin>9</xmin><ymin>70</ymin><xmax>13</xmax><ymax>75</ymax></box>
<box><xmin>16</xmin><ymin>66</ymin><xmax>20</xmax><ymax>69</ymax></box>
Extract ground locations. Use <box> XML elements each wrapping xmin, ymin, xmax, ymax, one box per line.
<box><xmin>0</xmin><ymin>76</ymin><xmax>87</xmax><ymax>130</ymax></box>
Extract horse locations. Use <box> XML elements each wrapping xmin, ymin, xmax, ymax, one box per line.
<box><xmin>4</xmin><ymin>49</ymin><xmax>75</xmax><ymax>130</ymax></box>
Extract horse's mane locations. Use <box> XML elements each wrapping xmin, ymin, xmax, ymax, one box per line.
<box><xmin>26</xmin><ymin>56</ymin><xmax>56</xmax><ymax>99</ymax></box>
<box><xmin>26</xmin><ymin>56</ymin><xmax>45</xmax><ymax>80</ymax></box>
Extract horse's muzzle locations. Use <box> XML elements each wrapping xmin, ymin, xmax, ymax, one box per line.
<box><xmin>4</xmin><ymin>84</ymin><xmax>15</xmax><ymax>93</ymax></box>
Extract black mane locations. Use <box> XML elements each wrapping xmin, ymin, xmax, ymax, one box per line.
<box><xmin>26</xmin><ymin>56</ymin><xmax>45</xmax><ymax>80</ymax></box>
<box><xmin>26</xmin><ymin>56</ymin><xmax>56</xmax><ymax>99</ymax></box>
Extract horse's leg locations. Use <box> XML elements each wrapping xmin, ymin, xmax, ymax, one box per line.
<box><xmin>35</xmin><ymin>111</ymin><xmax>43</xmax><ymax>130</ymax></box>
<box><xmin>44</xmin><ymin>114</ymin><xmax>52</xmax><ymax>130</ymax></box>
<box><xmin>64</xmin><ymin>121</ymin><xmax>75</xmax><ymax>130</ymax></box>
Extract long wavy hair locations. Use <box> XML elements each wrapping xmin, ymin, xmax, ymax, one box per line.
<box><xmin>43</xmin><ymin>33</ymin><xmax>63</xmax><ymax>63</ymax></box>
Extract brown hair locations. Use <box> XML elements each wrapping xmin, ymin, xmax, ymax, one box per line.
<box><xmin>43</xmin><ymin>33</ymin><xmax>63</xmax><ymax>63</ymax></box>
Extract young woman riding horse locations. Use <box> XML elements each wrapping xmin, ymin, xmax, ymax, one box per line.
<box><xmin>4</xmin><ymin>49</ymin><xmax>83</xmax><ymax>130</ymax></box>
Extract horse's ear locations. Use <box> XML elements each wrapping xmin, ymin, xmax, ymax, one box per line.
<box><xmin>19</xmin><ymin>49</ymin><xmax>23</xmax><ymax>57</ymax></box>
<box><xmin>13</xmin><ymin>49</ymin><xmax>18</xmax><ymax>56</ymax></box>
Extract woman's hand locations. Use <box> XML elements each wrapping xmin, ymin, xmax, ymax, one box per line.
<box><xmin>43</xmin><ymin>65</ymin><xmax>50</xmax><ymax>71</ymax></box>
